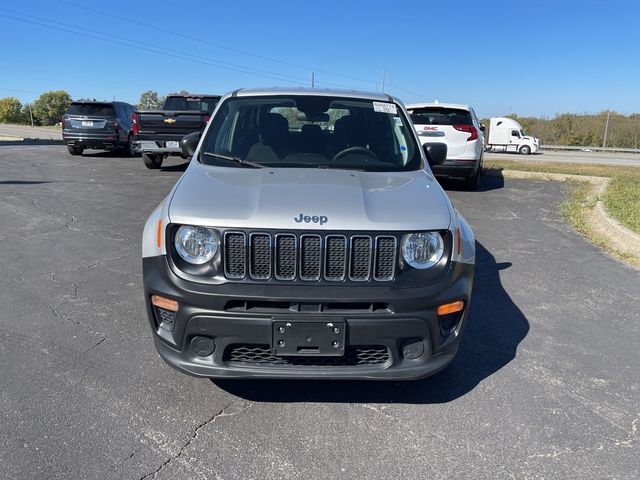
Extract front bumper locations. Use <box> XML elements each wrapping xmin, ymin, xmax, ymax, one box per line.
<box><xmin>134</xmin><ymin>134</ymin><xmax>192</xmax><ymax>155</ymax></box>
<box><xmin>142</xmin><ymin>256</ymin><xmax>474</xmax><ymax>380</ymax></box>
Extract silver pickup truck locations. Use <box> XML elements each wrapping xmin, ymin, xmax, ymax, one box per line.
<box><xmin>142</xmin><ymin>87</ymin><xmax>475</xmax><ymax>380</ymax></box>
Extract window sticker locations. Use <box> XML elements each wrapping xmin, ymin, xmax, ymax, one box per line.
<box><xmin>393</xmin><ymin>116</ymin><xmax>403</xmax><ymax>126</ymax></box>
<box><xmin>373</xmin><ymin>101</ymin><xmax>397</xmax><ymax>114</ymax></box>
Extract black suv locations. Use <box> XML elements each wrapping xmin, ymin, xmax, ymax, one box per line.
<box><xmin>62</xmin><ymin>101</ymin><xmax>137</xmax><ymax>156</ymax></box>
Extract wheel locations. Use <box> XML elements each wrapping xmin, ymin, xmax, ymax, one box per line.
<box><xmin>121</xmin><ymin>135</ymin><xmax>137</xmax><ymax>157</ymax></box>
<box><xmin>67</xmin><ymin>145</ymin><xmax>83</xmax><ymax>156</ymax></box>
<box><xmin>142</xmin><ymin>152</ymin><xmax>163</xmax><ymax>169</ymax></box>
<box><xmin>519</xmin><ymin>145</ymin><xmax>531</xmax><ymax>155</ymax></box>
<box><xmin>463</xmin><ymin>160</ymin><xmax>482</xmax><ymax>191</ymax></box>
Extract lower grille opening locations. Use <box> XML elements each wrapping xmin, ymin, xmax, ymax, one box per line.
<box><xmin>439</xmin><ymin>311</ymin><xmax>464</xmax><ymax>334</ymax></box>
<box><xmin>224</xmin><ymin>300</ymin><xmax>391</xmax><ymax>314</ymax></box>
<box><xmin>224</xmin><ymin>344</ymin><xmax>390</xmax><ymax>367</ymax></box>
<box><xmin>154</xmin><ymin>307</ymin><xmax>176</xmax><ymax>331</ymax></box>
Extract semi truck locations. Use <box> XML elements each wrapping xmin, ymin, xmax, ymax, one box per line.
<box><xmin>485</xmin><ymin>117</ymin><xmax>540</xmax><ymax>155</ymax></box>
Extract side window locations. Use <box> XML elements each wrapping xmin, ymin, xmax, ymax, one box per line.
<box><xmin>511</xmin><ymin>129</ymin><xmax>520</xmax><ymax>137</ymax></box>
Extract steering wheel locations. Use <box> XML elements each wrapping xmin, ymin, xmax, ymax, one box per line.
<box><xmin>332</xmin><ymin>146</ymin><xmax>379</xmax><ymax>163</ymax></box>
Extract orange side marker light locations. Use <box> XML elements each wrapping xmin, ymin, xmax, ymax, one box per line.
<box><xmin>151</xmin><ymin>295</ymin><xmax>178</xmax><ymax>312</ymax></box>
<box><xmin>156</xmin><ymin>219</ymin><xmax>163</xmax><ymax>249</ymax></box>
<box><xmin>437</xmin><ymin>300</ymin><xmax>464</xmax><ymax>316</ymax></box>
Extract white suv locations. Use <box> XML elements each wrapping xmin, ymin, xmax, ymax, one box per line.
<box><xmin>406</xmin><ymin>102</ymin><xmax>484</xmax><ymax>190</ymax></box>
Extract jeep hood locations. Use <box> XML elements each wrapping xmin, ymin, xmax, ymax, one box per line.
<box><xmin>168</xmin><ymin>162</ymin><xmax>452</xmax><ymax>231</ymax></box>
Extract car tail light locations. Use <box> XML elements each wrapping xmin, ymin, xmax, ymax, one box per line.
<box><xmin>204</xmin><ymin>115</ymin><xmax>211</xmax><ymax>124</ymax></box>
<box><xmin>132</xmin><ymin>113</ymin><xmax>139</xmax><ymax>135</ymax></box>
<box><xmin>453</xmin><ymin>124</ymin><xmax>478</xmax><ymax>141</ymax></box>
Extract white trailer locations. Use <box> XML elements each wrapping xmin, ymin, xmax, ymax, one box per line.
<box><xmin>485</xmin><ymin>117</ymin><xmax>540</xmax><ymax>154</ymax></box>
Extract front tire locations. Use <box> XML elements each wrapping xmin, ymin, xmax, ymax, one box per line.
<box><xmin>67</xmin><ymin>145</ymin><xmax>83</xmax><ymax>156</ymax></box>
<box><xmin>519</xmin><ymin>145</ymin><xmax>531</xmax><ymax>155</ymax></box>
<box><xmin>142</xmin><ymin>152</ymin><xmax>163</xmax><ymax>169</ymax></box>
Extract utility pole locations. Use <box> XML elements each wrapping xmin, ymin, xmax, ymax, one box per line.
<box><xmin>381</xmin><ymin>70</ymin><xmax>386</xmax><ymax>93</ymax></box>
<box><xmin>602</xmin><ymin>111</ymin><xmax>611</xmax><ymax>150</ymax></box>
<box><xmin>311</xmin><ymin>72</ymin><xmax>315</xmax><ymax>88</ymax></box>
<box><xmin>28</xmin><ymin>104</ymin><xmax>34</xmax><ymax>127</ymax></box>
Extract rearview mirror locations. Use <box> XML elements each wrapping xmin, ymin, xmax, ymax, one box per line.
<box><xmin>480</xmin><ymin>124</ymin><xmax>486</xmax><ymax>132</ymax></box>
<box><xmin>181</xmin><ymin>131</ymin><xmax>201</xmax><ymax>158</ymax></box>
<box><xmin>423</xmin><ymin>142</ymin><xmax>447</xmax><ymax>166</ymax></box>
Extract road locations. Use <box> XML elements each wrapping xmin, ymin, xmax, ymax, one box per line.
<box><xmin>0</xmin><ymin>145</ymin><xmax>638</xmax><ymax>479</ymax></box>
<box><xmin>0</xmin><ymin>124</ymin><xmax>62</xmax><ymax>140</ymax></box>
<box><xmin>485</xmin><ymin>149</ymin><xmax>640</xmax><ymax>167</ymax></box>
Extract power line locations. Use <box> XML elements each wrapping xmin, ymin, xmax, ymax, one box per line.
<box><xmin>0</xmin><ymin>9</ymin><xmax>314</xmax><ymax>87</ymax></box>
<box><xmin>52</xmin><ymin>0</ymin><xmax>380</xmax><ymax>88</ymax></box>
<box><xmin>0</xmin><ymin>8</ymin><xmax>367</xmax><ymax>91</ymax></box>
<box><xmin>1</xmin><ymin>5</ymin><xmax>428</xmax><ymax>100</ymax></box>
<box><xmin>386</xmin><ymin>83</ymin><xmax>425</xmax><ymax>101</ymax></box>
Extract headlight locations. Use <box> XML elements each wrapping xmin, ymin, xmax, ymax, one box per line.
<box><xmin>401</xmin><ymin>232</ymin><xmax>444</xmax><ymax>269</ymax></box>
<box><xmin>174</xmin><ymin>225</ymin><xmax>219</xmax><ymax>265</ymax></box>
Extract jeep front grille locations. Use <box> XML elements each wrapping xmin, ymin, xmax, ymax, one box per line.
<box><xmin>223</xmin><ymin>231</ymin><xmax>397</xmax><ymax>282</ymax></box>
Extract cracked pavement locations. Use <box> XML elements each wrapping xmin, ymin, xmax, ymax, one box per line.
<box><xmin>0</xmin><ymin>145</ymin><xmax>638</xmax><ymax>479</ymax></box>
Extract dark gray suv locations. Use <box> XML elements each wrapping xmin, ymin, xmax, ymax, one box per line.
<box><xmin>62</xmin><ymin>101</ymin><xmax>136</xmax><ymax>156</ymax></box>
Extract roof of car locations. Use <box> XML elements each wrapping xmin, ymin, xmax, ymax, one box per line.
<box><xmin>71</xmin><ymin>100</ymin><xmax>131</xmax><ymax>105</ymax></box>
<box><xmin>405</xmin><ymin>102</ymin><xmax>471</xmax><ymax>111</ymax></box>
<box><xmin>235</xmin><ymin>87</ymin><xmax>400</xmax><ymax>103</ymax></box>
<box><xmin>166</xmin><ymin>93</ymin><xmax>221</xmax><ymax>98</ymax></box>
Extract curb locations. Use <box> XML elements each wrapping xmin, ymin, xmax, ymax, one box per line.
<box><xmin>0</xmin><ymin>135</ymin><xmax>24</xmax><ymax>141</ymax></box>
<box><xmin>485</xmin><ymin>169</ymin><xmax>640</xmax><ymax>259</ymax></box>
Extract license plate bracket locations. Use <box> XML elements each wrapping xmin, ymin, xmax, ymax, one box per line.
<box><xmin>272</xmin><ymin>320</ymin><xmax>345</xmax><ymax>356</ymax></box>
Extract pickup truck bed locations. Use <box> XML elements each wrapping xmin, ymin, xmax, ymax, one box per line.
<box><xmin>133</xmin><ymin>94</ymin><xmax>221</xmax><ymax>168</ymax></box>
<box><xmin>134</xmin><ymin>110</ymin><xmax>209</xmax><ymax>154</ymax></box>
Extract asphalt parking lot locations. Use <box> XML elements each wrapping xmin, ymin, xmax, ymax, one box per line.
<box><xmin>1</xmin><ymin>145</ymin><xmax>638</xmax><ymax>480</ymax></box>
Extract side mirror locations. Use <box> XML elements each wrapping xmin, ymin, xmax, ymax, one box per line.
<box><xmin>181</xmin><ymin>131</ymin><xmax>201</xmax><ymax>158</ymax></box>
<box><xmin>423</xmin><ymin>142</ymin><xmax>447</xmax><ymax>166</ymax></box>
<box><xmin>480</xmin><ymin>124</ymin><xmax>486</xmax><ymax>133</ymax></box>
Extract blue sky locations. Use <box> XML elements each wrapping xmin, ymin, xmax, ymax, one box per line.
<box><xmin>0</xmin><ymin>0</ymin><xmax>638</xmax><ymax>118</ymax></box>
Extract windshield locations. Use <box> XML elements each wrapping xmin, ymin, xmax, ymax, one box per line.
<box><xmin>66</xmin><ymin>103</ymin><xmax>115</xmax><ymax>117</ymax></box>
<box><xmin>520</xmin><ymin>129</ymin><xmax>526</xmax><ymax>137</ymax></box>
<box><xmin>164</xmin><ymin>96</ymin><xmax>220</xmax><ymax>113</ymax></box>
<box><xmin>408</xmin><ymin>107</ymin><xmax>472</xmax><ymax>126</ymax></box>
<box><xmin>199</xmin><ymin>95</ymin><xmax>421</xmax><ymax>171</ymax></box>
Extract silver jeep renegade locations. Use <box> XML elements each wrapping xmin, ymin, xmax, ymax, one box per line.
<box><xmin>142</xmin><ymin>88</ymin><xmax>475</xmax><ymax>380</ymax></box>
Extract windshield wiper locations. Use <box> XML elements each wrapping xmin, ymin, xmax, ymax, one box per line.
<box><xmin>201</xmin><ymin>152</ymin><xmax>264</xmax><ymax>169</ymax></box>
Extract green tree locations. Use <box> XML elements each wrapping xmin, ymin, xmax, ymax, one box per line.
<box><xmin>0</xmin><ymin>97</ymin><xmax>23</xmax><ymax>123</ymax></box>
<box><xmin>31</xmin><ymin>90</ymin><xmax>72</xmax><ymax>125</ymax></box>
<box><xmin>138</xmin><ymin>90</ymin><xmax>159</xmax><ymax>109</ymax></box>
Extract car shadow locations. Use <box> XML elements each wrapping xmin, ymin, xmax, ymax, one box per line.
<box><xmin>0</xmin><ymin>180</ymin><xmax>52</xmax><ymax>185</ymax></box>
<box><xmin>0</xmin><ymin>139</ymin><xmax>63</xmax><ymax>146</ymax></box>
<box><xmin>160</xmin><ymin>161</ymin><xmax>189</xmax><ymax>172</ymax></box>
<box><xmin>77</xmin><ymin>150</ymin><xmax>139</xmax><ymax>159</ymax></box>
<box><xmin>213</xmin><ymin>241</ymin><xmax>529</xmax><ymax>404</ymax></box>
<box><xmin>438</xmin><ymin>172</ymin><xmax>504</xmax><ymax>192</ymax></box>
